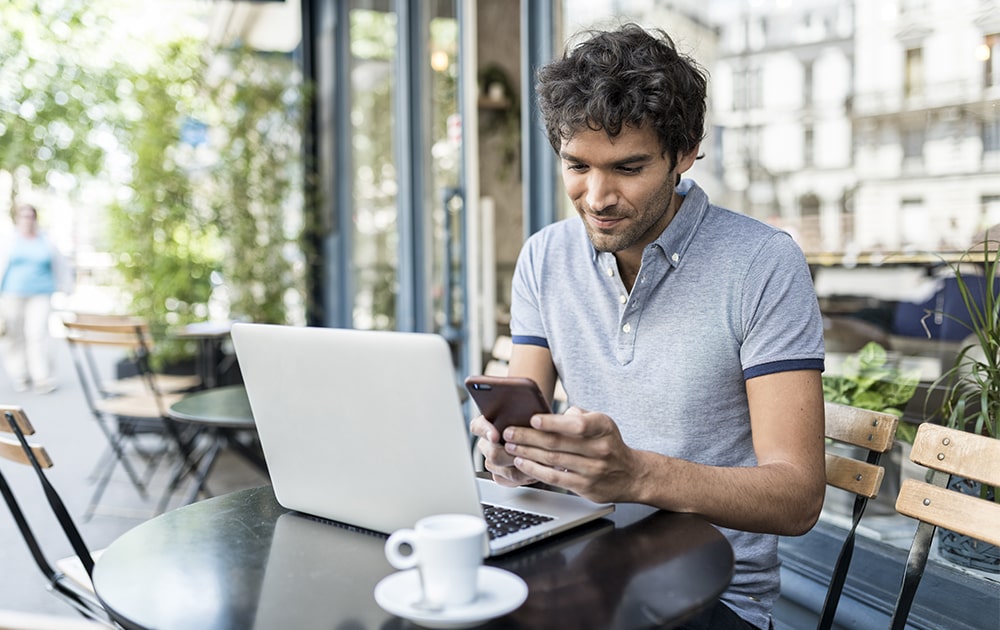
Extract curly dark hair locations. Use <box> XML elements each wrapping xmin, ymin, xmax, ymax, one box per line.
<box><xmin>536</xmin><ymin>24</ymin><xmax>708</xmax><ymax>168</ymax></box>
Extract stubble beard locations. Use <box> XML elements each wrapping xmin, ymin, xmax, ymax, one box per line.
<box><xmin>580</xmin><ymin>188</ymin><xmax>678</xmax><ymax>254</ymax></box>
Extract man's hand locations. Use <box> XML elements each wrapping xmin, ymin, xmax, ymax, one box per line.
<box><xmin>470</xmin><ymin>414</ymin><xmax>540</xmax><ymax>487</ymax></box>
<box><xmin>496</xmin><ymin>406</ymin><xmax>645</xmax><ymax>504</ymax></box>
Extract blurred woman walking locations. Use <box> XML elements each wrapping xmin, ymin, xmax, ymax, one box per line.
<box><xmin>0</xmin><ymin>204</ymin><xmax>64</xmax><ymax>393</ymax></box>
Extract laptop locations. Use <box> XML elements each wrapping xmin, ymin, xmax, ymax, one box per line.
<box><xmin>230</xmin><ymin>323</ymin><xmax>614</xmax><ymax>556</ymax></box>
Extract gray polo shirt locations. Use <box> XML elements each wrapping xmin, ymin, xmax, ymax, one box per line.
<box><xmin>510</xmin><ymin>179</ymin><xmax>824</xmax><ymax>629</ymax></box>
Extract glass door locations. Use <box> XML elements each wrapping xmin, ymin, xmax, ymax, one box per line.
<box><xmin>346</xmin><ymin>1</ymin><xmax>463</xmax><ymax>349</ymax></box>
<box><xmin>347</xmin><ymin>3</ymin><xmax>400</xmax><ymax>330</ymax></box>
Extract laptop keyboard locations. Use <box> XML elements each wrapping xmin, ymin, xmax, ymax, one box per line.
<box><xmin>482</xmin><ymin>503</ymin><xmax>554</xmax><ymax>540</ymax></box>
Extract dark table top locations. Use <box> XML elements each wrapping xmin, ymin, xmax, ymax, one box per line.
<box><xmin>167</xmin><ymin>384</ymin><xmax>253</xmax><ymax>429</ymax></box>
<box><xmin>93</xmin><ymin>485</ymin><xmax>734</xmax><ymax>630</ymax></box>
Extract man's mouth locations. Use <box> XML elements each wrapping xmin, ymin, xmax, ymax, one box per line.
<box><xmin>588</xmin><ymin>215</ymin><xmax>624</xmax><ymax>230</ymax></box>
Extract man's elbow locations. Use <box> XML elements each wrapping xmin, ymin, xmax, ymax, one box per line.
<box><xmin>782</xmin><ymin>483</ymin><xmax>825</xmax><ymax>536</ymax></box>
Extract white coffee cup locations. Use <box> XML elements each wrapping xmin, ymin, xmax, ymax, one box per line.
<box><xmin>384</xmin><ymin>513</ymin><xmax>488</xmax><ymax>607</ymax></box>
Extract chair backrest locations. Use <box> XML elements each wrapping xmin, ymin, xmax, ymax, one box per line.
<box><xmin>824</xmin><ymin>401</ymin><xmax>898</xmax><ymax>498</ymax></box>
<box><xmin>0</xmin><ymin>406</ymin><xmax>105</xmax><ymax>621</ymax></box>
<box><xmin>889</xmin><ymin>423</ymin><xmax>1000</xmax><ymax>629</ymax></box>
<box><xmin>62</xmin><ymin>318</ymin><xmax>165</xmax><ymax>405</ymax></box>
<box><xmin>817</xmin><ymin>401</ymin><xmax>899</xmax><ymax>630</ymax></box>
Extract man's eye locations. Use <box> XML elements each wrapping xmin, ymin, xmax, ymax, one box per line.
<box><xmin>566</xmin><ymin>164</ymin><xmax>588</xmax><ymax>172</ymax></box>
<box><xmin>619</xmin><ymin>166</ymin><xmax>642</xmax><ymax>175</ymax></box>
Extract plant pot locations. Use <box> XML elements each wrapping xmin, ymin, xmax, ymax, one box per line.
<box><xmin>936</xmin><ymin>477</ymin><xmax>1000</xmax><ymax>573</ymax></box>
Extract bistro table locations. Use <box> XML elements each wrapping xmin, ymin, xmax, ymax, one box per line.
<box><xmin>173</xmin><ymin>320</ymin><xmax>235</xmax><ymax>388</ymax></box>
<box><xmin>165</xmin><ymin>385</ymin><xmax>266</xmax><ymax>507</ymax></box>
<box><xmin>93</xmin><ymin>484</ymin><xmax>734</xmax><ymax>630</ymax></box>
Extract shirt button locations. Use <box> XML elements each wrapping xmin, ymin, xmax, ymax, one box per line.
<box><xmin>606</xmin><ymin>267</ymin><xmax>614</xmax><ymax>277</ymax></box>
<box><xmin>672</xmin><ymin>253</ymin><xmax>679</xmax><ymax>263</ymax></box>
<box><xmin>619</xmin><ymin>294</ymin><xmax>627</xmax><ymax>304</ymax></box>
<box><xmin>622</xmin><ymin>323</ymin><xmax>631</xmax><ymax>333</ymax></box>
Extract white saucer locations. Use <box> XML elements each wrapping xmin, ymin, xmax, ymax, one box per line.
<box><xmin>374</xmin><ymin>566</ymin><xmax>528</xmax><ymax>629</ymax></box>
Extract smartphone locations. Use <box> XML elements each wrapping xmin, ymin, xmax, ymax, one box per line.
<box><xmin>464</xmin><ymin>375</ymin><xmax>551</xmax><ymax>439</ymax></box>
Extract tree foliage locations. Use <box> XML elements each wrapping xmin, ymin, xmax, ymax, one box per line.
<box><xmin>0</xmin><ymin>0</ymin><xmax>123</xmax><ymax>199</ymax></box>
<box><xmin>2</xmin><ymin>0</ymin><xmax>306</xmax><ymax>363</ymax></box>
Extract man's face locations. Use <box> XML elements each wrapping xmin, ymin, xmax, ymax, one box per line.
<box><xmin>560</xmin><ymin>125</ymin><xmax>694</xmax><ymax>256</ymax></box>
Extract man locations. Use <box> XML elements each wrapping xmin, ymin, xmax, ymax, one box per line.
<box><xmin>470</xmin><ymin>24</ymin><xmax>826</xmax><ymax>630</ymax></box>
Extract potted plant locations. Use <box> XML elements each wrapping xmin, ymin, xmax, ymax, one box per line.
<box><xmin>822</xmin><ymin>341</ymin><xmax>921</xmax><ymax>514</ymax></box>
<box><xmin>925</xmin><ymin>240</ymin><xmax>1000</xmax><ymax>573</ymax></box>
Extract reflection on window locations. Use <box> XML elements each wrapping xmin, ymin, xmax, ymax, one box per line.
<box><xmin>350</xmin><ymin>6</ymin><xmax>398</xmax><ymax>330</ymax></box>
<box><xmin>429</xmin><ymin>16</ymin><xmax>460</xmax><ymax>335</ymax></box>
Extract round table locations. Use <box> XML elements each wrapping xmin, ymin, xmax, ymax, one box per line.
<box><xmin>93</xmin><ymin>485</ymin><xmax>734</xmax><ymax>629</ymax></box>
<box><xmin>168</xmin><ymin>384</ymin><xmax>253</xmax><ymax>429</ymax></box>
<box><xmin>166</xmin><ymin>385</ymin><xmax>265</xmax><ymax>506</ymax></box>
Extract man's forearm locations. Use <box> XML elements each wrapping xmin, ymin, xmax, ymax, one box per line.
<box><xmin>629</xmin><ymin>449</ymin><xmax>824</xmax><ymax>536</ymax></box>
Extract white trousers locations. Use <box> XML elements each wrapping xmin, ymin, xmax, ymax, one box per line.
<box><xmin>1</xmin><ymin>294</ymin><xmax>53</xmax><ymax>387</ymax></box>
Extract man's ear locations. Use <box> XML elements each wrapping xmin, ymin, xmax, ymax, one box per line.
<box><xmin>676</xmin><ymin>144</ymin><xmax>701</xmax><ymax>174</ymax></box>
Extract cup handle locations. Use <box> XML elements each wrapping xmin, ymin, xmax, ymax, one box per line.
<box><xmin>385</xmin><ymin>529</ymin><xmax>419</xmax><ymax>570</ymax></box>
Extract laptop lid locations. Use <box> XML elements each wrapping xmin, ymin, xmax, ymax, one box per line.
<box><xmin>230</xmin><ymin>323</ymin><xmax>613</xmax><ymax>556</ymax></box>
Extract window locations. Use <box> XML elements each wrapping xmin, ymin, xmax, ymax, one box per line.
<box><xmin>732</xmin><ymin>67</ymin><xmax>746</xmax><ymax>110</ymax></box>
<box><xmin>803</xmin><ymin>60</ymin><xmax>814</xmax><ymax>107</ymax></box>
<box><xmin>733</xmin><ymin>66</ymin><xmax>763</xmax><ymax>110</ymax></box>
<box><xmin>905</xmin><ymin>47</ymin><xmax>924</xmax><ymax>97</ymax></box>
<box><xmin>984</xmin><ymin>34</ymin><xmax>1000</xmax><ymax>88</ymax></box>
<box><xmin>901</xmin><ymin>198</ymin><xmax>930</xmax><ymax>248</ymax></box>
<box><xmin>800</xmin><ymin>193</ymin><xmax>820</xmax><ymax>216</ymax></box>
<box><xmin>981</xmin><ymin>195</ymin><xmax>1000</xmax><ymax>230</ymax></box>
<box><xmin>804</xmin><ymin>125</ymin><xmax>814</xmax><ymax>167</ymax></box>
<box><xmin>748</xmin><ymin>67</ymin><xmax>763</xmax><ymax>109</ymax></box>
<box><xmin>903</xmin><ymin>126</ymin><xmax>925</xmax><ymax>160</ymax></box>
<box><xmin>984</xmin><ymin>120</ymin><xmax>1000</xmax><ymax>154</ymax></box>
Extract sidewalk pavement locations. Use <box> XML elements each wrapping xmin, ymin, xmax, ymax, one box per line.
<box><xmin>0</xmin><ymin>335</ymin><xmax>268</xmax><ymax>618</ymax></box>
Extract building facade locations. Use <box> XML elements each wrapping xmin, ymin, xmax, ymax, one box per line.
<box><xmin>711</xmin><ymin>0</ymin><xmax>1000</xmax><ymax>258</ymax></box>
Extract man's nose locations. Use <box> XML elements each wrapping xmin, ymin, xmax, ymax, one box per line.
<box><xmin>585</xmin><ymin>172</ymin><xmax>619</xmax><ymax>212</ymax></box>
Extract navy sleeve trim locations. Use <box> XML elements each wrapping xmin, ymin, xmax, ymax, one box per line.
<box><xmin>744</xmin><ymin>358</ymin><xmax>825</xmax><ymax>380</ymax></box>
<box><xmin>511</xmin><ymin>335</ymin><xmax>549</xmax><ymax>349</ymax></box>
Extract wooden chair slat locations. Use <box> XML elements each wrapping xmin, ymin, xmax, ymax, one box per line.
<box><xmin>825</xmin><ymin>452</ymin><xmax>885</xmax><ymax>498</ymax></box>
<box><xmin>896</xmin><ymin>479</ymin><xmax>1000</xmax><ymax>547</ymax></box>
<box><xmin>907</xmin><ymin>424</ymin><xmax>1000</xmax><ymax>488</ymax></box>
<box><xmin>0</xmin><ymin>406</ymin><xmax>36</xmax><ymax>436</ymax></box>
<box><xmin>0</xmin><ymin>435</ymin><xmax>53</xmax><ymax>468</ymax></box>
<box><xmin>824</xmin><ymin>402</ymin><xmax>898</xmax><ymax>452</ymax></box>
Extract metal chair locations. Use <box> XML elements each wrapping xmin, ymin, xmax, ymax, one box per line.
<box><xmin>0</xmin><ymin>406</ymin><xmax>114</xmax><ymax>626</ymax></box>
<box><xmin>816</xmin><ymin>401</ymin><xmax>899</xmax><ymax>630</ymax></box>
<box><xmin>889</xmin><ymin>423</ymin><xmax>1000</xmax><ymax>629</ymax></box>
<box><xmin>67</xmin><ymin>313</ymin><xmax>201</xmax><ymax>397</ymax></box>
<box><xmin>62</xmin><ymin>319</ymin><xmax>198</xmax><ymax>519</ymax></box>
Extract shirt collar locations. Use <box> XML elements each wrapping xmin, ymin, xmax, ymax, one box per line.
<box><xmin>649</xmin><ymin>179</ymin><xmax>709</xmax><ymax>270</ymax></box>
